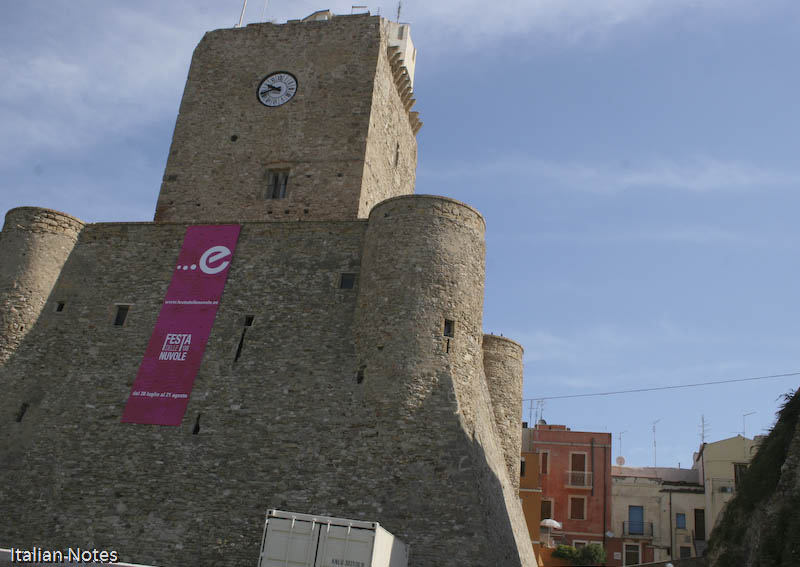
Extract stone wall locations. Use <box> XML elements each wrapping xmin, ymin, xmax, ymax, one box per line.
<box><xmin>0</xmin><ymin>219</ymin><xmax>365</xmax><ymax>566</ymax></box>
<box><xmin>0</xmin><ymin>207</ymin><xmax>534</xmax><ymax>567</ymax></box>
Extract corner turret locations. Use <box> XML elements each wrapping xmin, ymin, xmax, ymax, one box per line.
<box><xmin>0</xmin><ymin>207</ymin><xmax>84</xmax><ymax>364</ymax></box>
<box><xmin>482</xmin><ymin>334</ymin><xmax>525</xmax><ymax>490</ymax></box>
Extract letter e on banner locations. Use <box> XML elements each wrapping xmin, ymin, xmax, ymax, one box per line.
<box><xmin>200</xmin><ymin>245</ymin><xmax>232</xmax><ymax>274</ymax></box>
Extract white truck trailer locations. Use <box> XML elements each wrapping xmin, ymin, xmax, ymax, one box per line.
<box><xmin>257</xmin><ymin>510</ymin><xmax>409</xmax><ymax>567</ymax></box>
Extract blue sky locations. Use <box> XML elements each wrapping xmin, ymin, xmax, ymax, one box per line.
<box><xmin>3</xmin><ymin>1</ymin><xmax>800</xmax><ymax>468</ymax></box>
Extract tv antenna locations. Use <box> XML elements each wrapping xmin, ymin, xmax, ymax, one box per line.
<box><xmin>742</xmin><ymin>411</ymin><xmax>755</xmax><ymax>437</ymax></box>
<box><xmin>396</xmin><ymin>1</ymin><xmax>402</xmax><ymax>22</ymax></box>
<box><xmin>617</xmin><ymin>430</ymin><xmax>627</xmax><ymax>459</ymax></box>
<box><xmin>699</xmin><ymin>414</ymin><xmax>710</xmax><ymax>443</ymax></box>
<box><xmin>526</xmin><ymin>399</ymin><xmax>544</xmax><ymax>425</ymax></box>
<box><xmin>652</xmin><ymin>419</ymin><xmax>661</xmax><ymax>468</ymax></box>
<box><xmin>260</xmin><ymin>0</ymin><xmax>268</xmax><ymax>22</ymax></box>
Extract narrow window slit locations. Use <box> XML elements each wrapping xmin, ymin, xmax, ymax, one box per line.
<box><xmin>443</xmin><ymin>319</ymin><xmax>455</xmax><ymax>338</ymax></box>
<box><xmin>356</xmin><ymin>366</ymin><xmax>366</xmax><ymax>384</ymax></box>
<box><xmin>192</xmin><ymin>413</ymin><xmax>201</xmax><ymax>435</ymax></box>
<box><xmin>55</xmin><ymin>301</ymin><xmax>65</xmax><ymax>312</ymax></box>
<box><xmin>15</xmin><ymin>403</ymin><xmax>29</xmax><ymax>423</ymax></box>
<box><xmin>234</xmin><ymin>315</ymin><xmax>254</xmax><ymax>362</ymax></box>
<box><xmin>340</xmin><ymin>273</ymin><xmax>357</xmax><ymax>289</ymax></box>
<box><xmin>114</xmin><ymin>305</ymin><xmax>130</xmax><ymax>326</ymax></box>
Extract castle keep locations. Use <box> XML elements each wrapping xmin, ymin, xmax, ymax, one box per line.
<box><xmin>0</xmin><ymin>13</ymin><xmax>534</xmax><ymax>567</ymax></box>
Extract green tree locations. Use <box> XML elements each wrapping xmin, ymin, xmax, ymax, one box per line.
<box><xmin>552</xmin><ymin>544</ymin><xmax>606</xmax><ymax>566</ymax></box>
<box><xmin>578</xmin><ymin>544</ymin><xmax>606</xmax><ymax>565</ymax></box>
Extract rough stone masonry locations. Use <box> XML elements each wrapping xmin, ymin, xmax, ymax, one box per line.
<box><xmin>0</xmin><ymin>13</ymin><xmax>535</xmax><ymax>567</ymax></box>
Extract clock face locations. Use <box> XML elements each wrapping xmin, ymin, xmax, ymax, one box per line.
<box><xmin>257</xmin><ymin>72</ymin><xmax>298</xmax><ymax>107</ymax></box>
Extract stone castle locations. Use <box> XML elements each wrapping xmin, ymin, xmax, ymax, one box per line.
<box><xmin>0</xmin><ymin>12</ymin><xmax>535</xmax><ymax>567</ymax></box>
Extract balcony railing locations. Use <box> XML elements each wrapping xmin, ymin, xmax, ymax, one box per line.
<box><xmin>623</xmin><ymin>521</ymin><xmax>654</xmax><ymax>537</ymax></box>
<box><xmin>565</xmin><ymin>470</ymin><xmax>593</xmax><ymax>487</ymax></box>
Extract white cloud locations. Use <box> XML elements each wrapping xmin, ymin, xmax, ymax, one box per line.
<box><xmin>647</xmin><ymin>227</ymin><xmax>739</xmax><ymax>243</ymax></box>
<box><xmin>512</xmin><ymin>326</ymin><xmax>646</xmax><ymax>365</ymax></box>
<box><xmin>0</xmin><ymin>4</ymin><xmax>203</xmax><ymax>167</ymax></box>
<box><xmin>511</xmin><ymin>323</ymin><xmax>757</xmax><ymax>375</ymax></box>
<box><xmin>404</xmin><ymin>0</ymin><xmax>761</xmax><ymax>49</ymax></box>
<box><xmin>512</xmin><ymin>225</ymin><xmax>743</xmax><ymax>245</ymax></box>
<box><xmin>413</xmin><ymin>0</ymin><xmax>657</xmax><ymax>46</ymax></box>
<box><xmin>421</xmin><ymin>155</ymin><xmax>799</xmax><ymax>194</ymax></box>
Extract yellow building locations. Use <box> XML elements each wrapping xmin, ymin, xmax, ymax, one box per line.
<box><xmin>692</xmin><ymin>434</ymin><xmax>761</xmax><ymax>549</ymax></box>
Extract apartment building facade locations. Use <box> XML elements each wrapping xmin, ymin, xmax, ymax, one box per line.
<box><xmin>524</xmin><ymin>423</ymin><xmax>612</xmax><ymax>553</ymax></box>
<box><xmin>609</xmin><ymin>467</ymin><xmax>704</xmax><ymax>565</ymax></box>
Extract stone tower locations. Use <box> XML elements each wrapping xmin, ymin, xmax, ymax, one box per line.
<box><xmin>154</xmin><ymin>11</ymin><xmax>421</xmax><ymax>223</ymax></box>
<box><xmin>0</xmin><ymin>12</ymin><xmax>534</xmax><ymax>567</ymax></box>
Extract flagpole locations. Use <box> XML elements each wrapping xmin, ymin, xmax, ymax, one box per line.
<box><xmin>238</xmin><ymin>0</ymin><xmax>248</xmax><ymax>27</ymax></box>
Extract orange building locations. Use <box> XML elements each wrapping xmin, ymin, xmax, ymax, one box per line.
<box><xmin>520</xmin><ymin>424</ymin><xmax>543</xmax><ymax>548</ymax></box>
<box><xmin>524</xmin><ymin>423</ymin><xmax>612</xmax><ymax>557</ymax></box>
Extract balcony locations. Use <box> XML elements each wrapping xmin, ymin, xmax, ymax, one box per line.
<box><xmin>564</xmin><ymin>470</ymin><xmax>593</xmax><ymax>488</ymax></box>
<box><xmin>623</xmin><ymin>521</ymin><xmax>654</xmax><ymax>538</ymax></box>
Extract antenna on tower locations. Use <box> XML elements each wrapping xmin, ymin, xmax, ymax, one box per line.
<box><xmin>742</xmin><ymin>411</ymin><xmax>755</xmax><ymax>437</ymax></box>
<box><xmin>535</xmin><ymin>399</ymin><xmax>545</xmax><ymax>424</ymax></box>
<box><xmin>618</xmin><ymin>430</ymin><xmax>628</xmax><ymax>459</ymax></box>
<box><xmin>699</xmin><ymin>414</ymin><xmax>710</xmax><ymax>443</ymax></box>
<box><xmin>237</xmin><ymin>0</ymin><xmax>249</xmax><ymax>27</ymax></box>
<box><xmin>528</xmin><ymin>399</ymin><xmax>545</xmax><ymax>425</ymax></box>
<box><xmin>260</xmin><ymin>0</ymin><xmax>268</xmax><ymax>22</ymax></box>
<box><xmin>396</xmin><ymin>1</ymin><xmax>402</xmax><ymax>22</ymax></box>
<box><xmin>652</xmin><ymin>419</ymin><xmax>661</xmax><ymax>468</ymax></box>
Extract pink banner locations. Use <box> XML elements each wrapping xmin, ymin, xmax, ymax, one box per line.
<box><xmin>122</xmin><ymin>225</ymin><xmax>241</xmax><ymax>426</ymax></box>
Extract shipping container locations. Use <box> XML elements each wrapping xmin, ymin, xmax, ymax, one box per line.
<box><xmin>257</xmin><ymin>510</ymin><xmax>409</xmax><ymax>567</ymax></box>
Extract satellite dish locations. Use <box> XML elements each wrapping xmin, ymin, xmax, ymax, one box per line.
<box><xmin>616</xmin><ymin>456</ymin><xmax>626</xmax><ymax>466</ymax></box>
